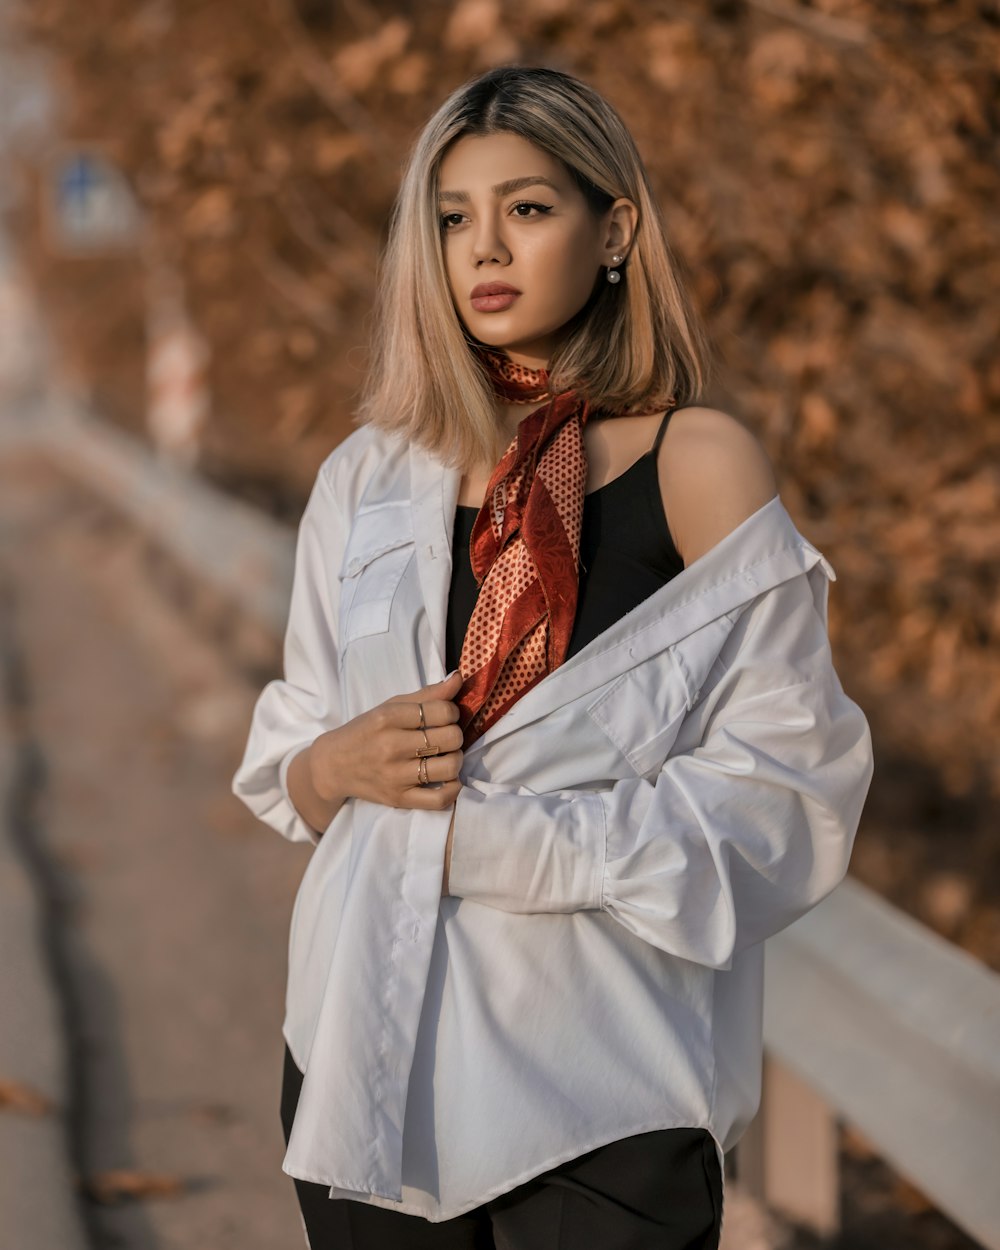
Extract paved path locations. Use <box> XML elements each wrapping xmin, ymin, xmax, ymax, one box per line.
<box><xmin>0</xmin><ymin>441</ymin><xmax>313</xmax><ymax>1249</ymax></box>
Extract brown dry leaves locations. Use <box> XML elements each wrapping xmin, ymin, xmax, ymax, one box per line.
<box><xmin>0</xmin><ymin>1077</ymin><xmax>55</xmax><ymax>1115</ymax></box>
<box><xmin>81</xmin><ymin>1169</ymin><xmax>186</xmax><ymax>1205</ymax></box>
<box><xmin>8</xmin><ymin>0</ymin><xmax>1000</xmax><ymax>950</ymax></box>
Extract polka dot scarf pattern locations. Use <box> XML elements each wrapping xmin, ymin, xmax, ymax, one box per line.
<box><xmin>471</xmin><ymin>343</ymin><xmax>552</xmax><ymax>405</ymax></box>
<box><xmin>457</xmin><ymin>348</ymin><xmax>590</xmax><ymax>747</ymax></box>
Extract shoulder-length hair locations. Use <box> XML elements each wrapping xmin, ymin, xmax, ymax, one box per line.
<box><xmin>356</xmin><ymin>65</ymin><xmax>715</xmax><ymax>469</ymax></box>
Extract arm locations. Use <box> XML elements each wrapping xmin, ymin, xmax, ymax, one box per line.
<box><xmin>231</xmin><ymin>463</ymin><xmax>345</xmax><ymax>845</ymax></box>
<box><xmin>445</xmin><ymin>571</ymin><xmax>874</xmax><ymax>970</ymax></box>
<box><xmin>285</xmin><ymin>735</ymin><xmax>346</xmax><ymax>838</ymax></box>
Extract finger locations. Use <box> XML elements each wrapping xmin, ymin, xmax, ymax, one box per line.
<box><xmin>395</xmin><ymin>750</ymin><xmax>463</xmax><ymax>789</ymax></box>
<box><xmin>399</xmin><ymin>779</ymin><xmax>462</xmax><ymax>811</ymax></box>
<box><xmin>386</xmin><ymin>670</ymin><xmax>465</xmax><ymax>706</ymax></box>
<box><xmin>425</xmin><ymin>669</ymin><xmax>465</xmax><ymax>692</ymax></box>
<box><xmin>434</xmin><ymin>723</ymin><xmax>465</xmax><ymax>752</ymax></box>
<box><xmin>384</xmin><ymin>697</ymin><xmax>461</xmax><ymax>731</ymax></box>
<box><xmin>425</xmin><ymin>750</ymin><xmax>464</xmax><ymax>783</ymax></box>
<box><xmin>402</xmin><ymin>722</ymin><xmax>464</xmax><ymax>755</ymax></box>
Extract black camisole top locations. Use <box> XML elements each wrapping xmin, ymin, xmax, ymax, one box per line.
<box><xmin>445</xmin><ymin>408</ymin><xmax>684</xmax><ymax>673</ymax></box>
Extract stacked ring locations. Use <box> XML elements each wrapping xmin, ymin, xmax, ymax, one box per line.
<box><xmin>415</xmin><ymin>701</ymin><xmax>441</xmax><ymax>758</ymax></box>
<box><xmin>417</xmin><ymin>757</ymin><xmax>429</xmax><ymax>786</ymax></box>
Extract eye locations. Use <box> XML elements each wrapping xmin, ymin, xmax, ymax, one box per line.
<box><xmin>510</xmin><ymin>201</ymin><xmax>552</xmax><ymax>218</ymax></box>
<box><xmin>439</xmin><ymin>212</ymin><xmax>466</xmax><ymax>231</ymax></box>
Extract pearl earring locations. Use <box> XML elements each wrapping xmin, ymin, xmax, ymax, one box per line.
<box><xmin>607</xmin><ymin>253</ymin><xmax>625</xmax><ymax>284</ymax></box>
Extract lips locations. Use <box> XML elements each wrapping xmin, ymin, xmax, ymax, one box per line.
<box><xmin>470</xmin><ymin>282</ymin><xmax>521</xmax><ymax>298</ymax></box>
<box><xmin>470</xmin><ymin>282</ymin><xmax>521</xmax><ymax>313</ymax></box>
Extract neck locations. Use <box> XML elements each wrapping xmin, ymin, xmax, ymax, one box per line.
<box><xmin>467</xmin><ymin>340</ymin><xmax>557</xmax><ymax>453</ymax></box>
<box><xmin>494</xmin><ymin>396</ymin><xmax>551</xmax><ymax>445</ymax></box>
<box><xmin>504</xmin><ymin>348</ymin><xmax>549</xmax><ymax>371</ymax></box>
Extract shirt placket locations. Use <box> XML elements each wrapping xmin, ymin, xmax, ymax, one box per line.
<box><xmin>363</xmin><ymin>806</ymin><xmax>452</xmax><ymax>1194</ymax></box>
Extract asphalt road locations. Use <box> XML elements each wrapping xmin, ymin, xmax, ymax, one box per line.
<box><xmin>0</xmin><ymin>447</ymin><xmax>311</xmax><ymax>1249</ymax></box>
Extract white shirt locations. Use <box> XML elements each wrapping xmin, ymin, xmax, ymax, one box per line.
<box><xmin>231</xmin><ymin>423</ymin><xmax>874</xmax><ymax>1224</ymax></box>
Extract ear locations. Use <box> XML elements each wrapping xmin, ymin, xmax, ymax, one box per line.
<box><xmin>601</xmin><ymin>197</ymin><xmax>638</xmax><ymax>263</ymax></box>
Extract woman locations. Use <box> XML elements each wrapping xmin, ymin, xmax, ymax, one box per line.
<box><xmin>232</xmin><ymin>66</ymin><xmax>874</xmax><ymax>1249</ymax></box>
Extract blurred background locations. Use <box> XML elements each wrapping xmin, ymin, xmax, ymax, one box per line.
<box><xmin>0</xmin><ymin>1</ymin><xmax>997</xmax><ymax>1247</ymax></box>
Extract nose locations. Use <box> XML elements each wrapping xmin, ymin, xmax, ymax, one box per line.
<box><xmin>470</xmin><ymin>213</ymin><xmax>511</xmax><ymax>267</ymax></box>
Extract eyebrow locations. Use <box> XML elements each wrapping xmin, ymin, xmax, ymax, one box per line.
<box><xmin>437</xmin><ymin>175</ymin><xmax>561</xmax><ymax>204</ymax></box>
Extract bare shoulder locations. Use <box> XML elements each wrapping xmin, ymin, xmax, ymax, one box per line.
<box><xmin>658</xmin><ymin>406</ymin><xmax>779</xmax><ymax>566</ymax></box>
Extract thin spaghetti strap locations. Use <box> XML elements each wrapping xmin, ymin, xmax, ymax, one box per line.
<box><xmin>648</xmin><ymin>406</ymin><xmax>676</xmax><ymax>459</ymax></box>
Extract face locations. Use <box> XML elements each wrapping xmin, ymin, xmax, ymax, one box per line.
<box><xmin>437</xmin><ymin>132</ymin><xmax>632</xmax><ymax>369</ymax></box>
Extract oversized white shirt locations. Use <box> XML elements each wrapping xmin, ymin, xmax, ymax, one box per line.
<box><xmin>231</xmin><ymin>422</ymin><xmax>874</xmax><ymax>1224</ymax></box>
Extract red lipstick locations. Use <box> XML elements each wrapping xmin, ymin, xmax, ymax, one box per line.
<box><xmin>470</xmin><ymin>282</ymin><xmax>521</xmax><ymax>313</ymax></box>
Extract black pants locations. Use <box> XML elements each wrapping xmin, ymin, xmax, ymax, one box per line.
<box><xmin>280</xmin><ymin>1042</ymin><xmax>723</xmax><ymax>1249</ymax></box>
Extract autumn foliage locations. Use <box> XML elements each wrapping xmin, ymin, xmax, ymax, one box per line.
<box><xmin>6</xmin><ymin>0</ymin><xmax>999</xmax><ymax>963</ymax></box>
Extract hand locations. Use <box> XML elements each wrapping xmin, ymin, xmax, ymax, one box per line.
<box><xmin>310</xmin><ymin>671</ymin><xmax>465</xmax><ymax>812</ymax></box>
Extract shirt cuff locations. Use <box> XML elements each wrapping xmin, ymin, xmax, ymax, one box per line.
<box><xmin>277</xmin><ymin>741</ymin><xmax>322</xmax><ymax>846</ymax></box>
<box><xmin>446</xmin><ymin>784</ymin><xmax>606</xmax><ymax>914</ymax></box>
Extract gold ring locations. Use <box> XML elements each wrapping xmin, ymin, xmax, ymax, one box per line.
<box><xmin>415</xmin><ymin>721</ymin><xmax>440</xmax><ymax>757</ymax></box>
<box><xmin>416</xmin><ymin>702</ymin><xmax>426</xmax><ymax>732</ymax></box>
<box><xmin>418</xmin><ymin>756</ymin><xmax>429</xmax><ymax>786</ymax></box>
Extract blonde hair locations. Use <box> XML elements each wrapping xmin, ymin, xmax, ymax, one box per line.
<box><xmin>356</xmin><ymin>65</ymin><xmax>715</xmax><ymax>469</ymax></box>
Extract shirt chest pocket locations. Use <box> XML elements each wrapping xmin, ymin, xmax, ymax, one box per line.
<box><xmin>337</xmin><ymin>504</ymin><xmax>415</xmax><ymax>646</ymax></box>
<box><xmin>585</xmin><ymin>610</ymin><xmax>743</xmax><ymax>778</ymax></box>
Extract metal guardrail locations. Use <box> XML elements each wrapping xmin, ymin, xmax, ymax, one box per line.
<box><xmin>0</xmin><ymin>394</ymin><xmax>296</xmax><ymax>637</ymax></box>
<box><xmin>756</xmin><ymin>875</ymin><xmax>1000</xmax><ymax>1247</ymax></box>
<box><xmin>4</xmin><ymin>396</ymin><xmax>1000</xmax><ymax>1247</ymax></box>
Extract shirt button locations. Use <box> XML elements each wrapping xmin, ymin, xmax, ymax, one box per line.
<box><xmin>745</xmin><ymin>574</ymin><xmax>757</xmax><ymax>586</ymax></box>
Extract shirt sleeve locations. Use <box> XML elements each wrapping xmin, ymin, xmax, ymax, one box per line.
<box><xmin>445</xmin><ymin>571</ymin><xmax>875</xmax><ymax>971</ymax></box>
<box><xmin>231</xmin><ymin>463</ymin><xmax>344</xmax><ymax>846</ymax></box>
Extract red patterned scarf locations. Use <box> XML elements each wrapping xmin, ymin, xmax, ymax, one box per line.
<box><xmin>456</xmin><ymin>346</ymin><xmax>590</xmax><ymax>746</ymax></box>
